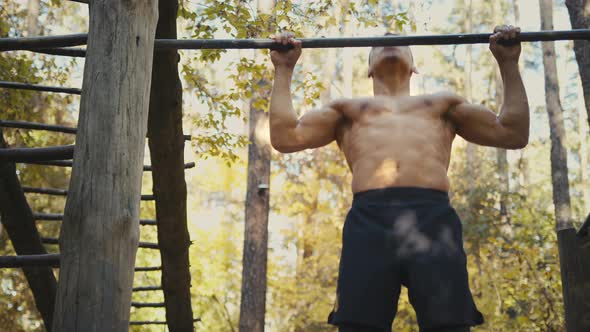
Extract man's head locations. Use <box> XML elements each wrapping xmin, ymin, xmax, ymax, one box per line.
<box><xmin>368</xmin><ymin>33</ymin><xmax>418</xmax><ymax>81</ymax></box>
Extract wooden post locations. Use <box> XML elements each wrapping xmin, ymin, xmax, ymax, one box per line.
<box><xmin>557</xmin><ymin>229</ymin><xmax>590</xmax><ymax>332</ymax></box>
<box><xmin>51</xmin><ymin>1</ymin><xmax>158</xmax><ymax>331</ymax></box>
<box><xmin>0</xmin><ymin>129</ymin><xmax>57</xmax><ymax>331</ymax></box>
<box><xmin>147</xmin><ymin>1</ymin><xmax>194</xmax><ymax>331</ymax></box>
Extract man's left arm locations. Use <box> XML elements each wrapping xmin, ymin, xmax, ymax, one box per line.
<box><xmin>447</xmin><ymin>25</ymin><xmax>529</xmax><ymax>149</ymax></box>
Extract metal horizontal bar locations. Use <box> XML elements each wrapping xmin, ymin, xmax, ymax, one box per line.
<box><xmin>0</xmin><ymin>145</ymin><xmax>74</xmax><ymax>162</ymax></box>
<box><xmin>578</xmin><ymin>213</ymin><xmax>590</xmax><ymax>237</ymax></box>
<box><xmin>69</xmin><ymin>0</ymin><xmax>88</xmax><ymax>4</ymax></box>
<box><xmin>132</xmin><ymin>286</ymin><xmax>162</xmax><ymax>292</ymax></box>
<box><xmin>143</xmin><ymin>162</ymin><xmax>195</xmax><ymax>171</ymax></box>
<box><xmin>23</xmin><ymin>187</ymin><xmax>154</xmax><ymax>200</ymax></box>
<box><xmin>134</xmin><ymin>266</ymin><xmax>161</xmax><ymax>272</ymax></box>
<box><xmin>129</xmin><ymin>318</ymin><xmax>200</xmax><ymax>325</ymax></box>
<box><xmin>33</xmin><ymin>213</ymin><xmax>63</xmax><ymax>221</ymax></box>
<box><xmin>35</xmin><ymin>47</ymin><xmax>86</xmax><ymax>57</ymax></box>
<box><xmin>0</xmin><ymin>34</ymin><xmax>87</xmax><ymax>51</ymax></box>
<box><xmin>129</xmin><ymin>321</ymin><xmax>167</xmax><ymax>325</ymax></box>
<box><xmin>41</xmin><ymin>237</ymin><xmax>159</xmax><ymax>249</ymax></box>
<box><xmin>23</xmin><ymin>160</ymin><xmax>72</xmax><ymax>167</ymax></box>
<box><xmin>33</xmin><ymin>213</ymin><xmax>158</xmax><ymax>226</ymax></box>
<box><xmin>137</xmin><ymin>242</ymin><xmax>159</xmax><ymax>250</ymax></box>
<box><xmin>131</xmin><ymin>302</ymin><xmax>165</xmax><ymax>308</ymax></box>
<box><xmin>0</xmin><ymin>120</ymin><xmax>190</xmax><ymax>142</ymax></box>
<box><xmin>21</xmin><ymin>160</ymin><xmax>195</xmax><ymax>171</ymax></box>
<box><xmin>0</xmin><ymin>254</ymin><xmax>159</xmax><ymax>271</ymax></box>
<box><xmin>0</xmin><ymin>120</ymin><xmax>77</xmax><ymax>134</ymax></box>
<box><xmin>139</xmin><ymin>219</ymin><xmax>157</xmax><ymax>226</ymax></box>
<box><xmin>0</xmin><ymin>81</ymin><xmax>81</xmax><ymax>94</ymax></box>
<box><xmin>22</xmin><ymin>186</ymin><xmax>67</xmax><ymax>196</ymax></box>
<box><xmin>2</xmin><ymin>29</ymin><xmax>589</xmax><ymax>52</ymax></box>
<box><xmin>0</xmin><ymin>254</ymin><xmax>60</xmax><ymax>268</ymax></box>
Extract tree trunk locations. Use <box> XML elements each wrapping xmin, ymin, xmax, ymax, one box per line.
<box><xmin>238</xmin><ymin>1</ymin><xmax>274</xmax><ymax>331</ymax></box>
<box><xmin>576</xmin><ymin>88</ymin><xmax>590</xmax><ymax>212</ymax></box>
<box><xmin>341</xmin><ymin>1</ymin><xmax>353</xmax><ymax>98</ymax></box>
<box><xmin>540</xmin><ymin>0</ymin><xmax>573</xmax><ymax>231</ymax></box>
<box><xmin>26</xmin><ymin>0</ymin><xmax>40</xmax><ymax>37</ymax></box>
<box><xmin>512</xmin><ymin>0</ymin><xmax>520</xmax><ymax>24</ymax></box>
<box><xmin>147</xmin><ymin>1</ymin><xmax>194</xmax><ymax>331</ymax></box>
<box><xmin>239</xmin><ymin>88</ymin><xmax>271</xmax><ymax>332</ymax></box>
<box><xmin>52</xmin><ymin>2</ymin><xmax>158</xmax><ymax>331</ymax></box>
<box><xmin>565</xmin><ymin>0</ymin><xmax>590</xmax><ymax>130</ymax></box>
<box><xmin>26</xmin><ymin>0</ymin><xmax>42</xmax><ymax>113</ymax></box>
<box><xmin>0</xmin><ymin>129</ymin><xmax>57</xmax><ymax>331</ymax></box>
<box><xmin>539</xmin><ymin>2</ymin><xmax>589</xmax><ymax>331</ymax></box>
<box><xmin>464</xmin><ymin>0</ymin><xmax>478</xmax><ymax>188</ymax></box>
<box><xmin>463</xmin><ymin>0</ymin><xmax>480</xmax><ymax>227</ymax></box>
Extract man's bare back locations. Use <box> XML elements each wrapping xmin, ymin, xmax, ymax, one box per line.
<box><xmin>333</xmin><ymin>94</ymin><xmax>457</xmax><ymax>193</ymax></box>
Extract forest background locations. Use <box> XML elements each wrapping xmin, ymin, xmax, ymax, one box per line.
<box><xmin>0</xmin><ymin>0</ymin><xmax>588</xmax><ymax>331</ymax></box>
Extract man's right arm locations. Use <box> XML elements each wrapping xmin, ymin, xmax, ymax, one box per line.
<box><xmin>269</xmin><ymin>33</ymin><xmax>342</xmax><ymax>153</ymax></box>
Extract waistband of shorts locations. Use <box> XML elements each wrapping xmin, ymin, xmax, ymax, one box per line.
<box><xmin>353</xmin><ymin>186</ymin><xmax>449</xmax><ymax>204</ymax></box>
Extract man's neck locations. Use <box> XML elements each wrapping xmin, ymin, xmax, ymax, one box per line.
<box><xmin>372</xmin><ymin>76</ymin><xmax>410</xmax><ymax>97</ymax></box>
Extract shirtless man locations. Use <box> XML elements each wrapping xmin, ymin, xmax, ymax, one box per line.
<box><xmin>269</xmin><ymin>25</ymin><xmax>528</xmax><ymax>332</ymax></box>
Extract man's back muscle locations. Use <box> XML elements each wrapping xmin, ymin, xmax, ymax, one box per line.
<box><xmin>334</xmin><ymin>94</ymin><xmax>459</xmax><ymax>193</ymax></box>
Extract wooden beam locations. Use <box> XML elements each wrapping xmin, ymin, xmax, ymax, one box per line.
<box><xmin>20</xmin><ymin>160</ymin><xmax>195</xmax><ymax>171</ymax></box>
<box><xmin>0</xmin><ymin>145</ymin><xmax>74</xmax><ymax>162</ymax></box>
<box><xmin>0</xmin><ymin>81</ymin><xmax>81</xmax><ymax>94</ymax></box>
<box><xmin>0</xmin><ymin>254</ymin><xmax>60</xmax><ymax>268</ymax></box>
<box><xmin>23</xmin><ymin>187</ymin><xmax>155</xmax><ymax>200</ymax></box>
<box><xmin>0</xmin><ymin>129</ymin><xmax>57</xmax><ymax>330</ymax></box>
<box><xmin>32</xmin><ymin>213</ymin><xmax>157</xmax><ymax>225</ymax></box>
<box><xmin>147</xmin><ymin>0</ymin><xmax>195</xmax><ymax>330</ymax></box>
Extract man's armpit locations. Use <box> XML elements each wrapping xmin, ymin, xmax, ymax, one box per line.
<box><xmin>335</xmin><ymin>117</ymin><xmax>352</xmax><ymax>150</ymax></box>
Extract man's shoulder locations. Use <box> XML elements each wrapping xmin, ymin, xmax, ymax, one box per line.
<box><xmin>424</xmin><ymin>91</ymin><xmax>466</xmax><ymax>104</ymax></box>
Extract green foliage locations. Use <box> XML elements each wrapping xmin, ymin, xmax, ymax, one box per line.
<box><xmin>179</xmin><ymin>0</ymin><xmax>412</xmax><ymax>164</ymax></box>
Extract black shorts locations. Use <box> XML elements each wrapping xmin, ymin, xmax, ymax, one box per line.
<box><xmin>328</xmin><ymin>187</ymin><xmax>484</xmax><ymax>331</ymax></box>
